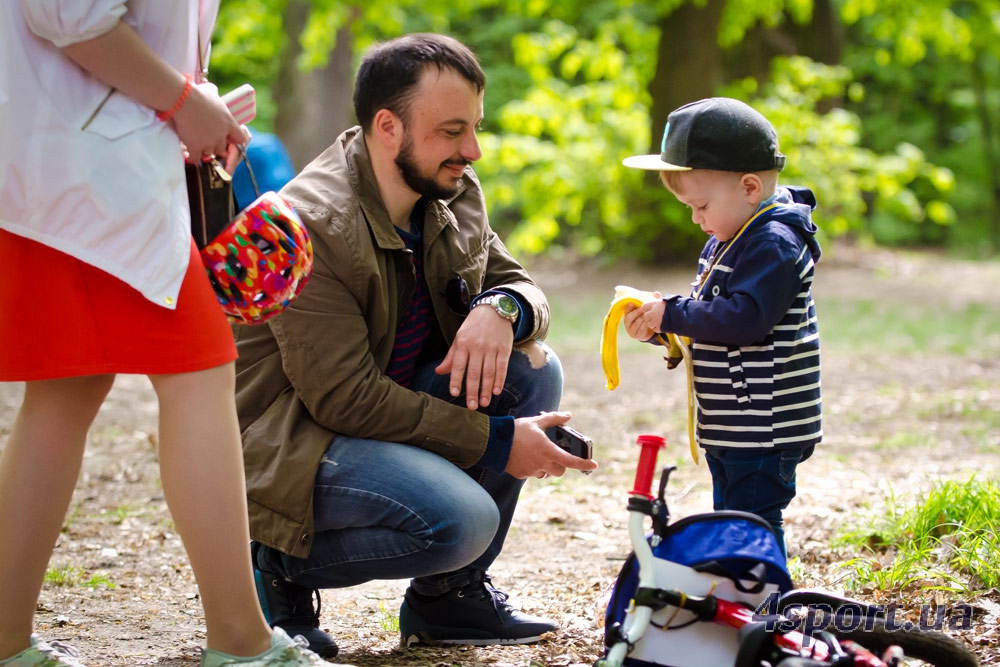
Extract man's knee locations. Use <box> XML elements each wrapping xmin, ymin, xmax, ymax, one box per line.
<box><xmin>513</xmin><ymin>339</ymin><xmax>550</xmax><ymax>369</ymax></box>
<box><xmin>435</xmin><ymin>501</ymin><xmax>499</xmax><ymax>558</ymax></box>
<box><xmin>504</xmin><ymin>340</ymin><xmax>562</xmax><ymax>415</ymax></box>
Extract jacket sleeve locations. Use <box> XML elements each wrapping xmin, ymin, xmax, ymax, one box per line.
<box><xmin>450</xmin><ymin>170</ymin><xmax>550</xmax><ymax>341</ymax></box>
<box><xmin>266</xmin><ymin>202</ymin><xmax>491</xmax><ymax>469</ymax></box>
<box><xmin>660</xmin><ymin>227</ymin><xmax>806</xmax><ymax>346</ymax></box>
<box><xmin>22</xmin><ymin>0</ymin><xmax>125</xmax><ymax>47</ymax></box>
<box><xmin>480</xmin><ymin>230</ymin><xmax>549</xmax><ymax>341</ymax></box>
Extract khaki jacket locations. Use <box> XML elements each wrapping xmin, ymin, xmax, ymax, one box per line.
<box><xmin>233</xmin><ymin>127</ymin><xmax>549</xmax><ymax>558</ymax></box>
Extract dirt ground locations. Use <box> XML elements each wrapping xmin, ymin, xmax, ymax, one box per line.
<box><xmin>1</xmin><ymin>248</ymin><xmax>998</xmax><ymax>666</ymax></box>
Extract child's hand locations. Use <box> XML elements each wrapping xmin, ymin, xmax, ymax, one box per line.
<box><xmin>623</xmin><ymin>292</ymin><xmax>664</xmax><ymax>341</ymax></box>
<box><xmin>622</xmin><ymin>293</ymin><xmax>668</xmax><ymax>341</ymax></box>
<box><xmin>637</xmin><ymin>296</ymin><xmax>667</xmax><ymax>336</ymax></box>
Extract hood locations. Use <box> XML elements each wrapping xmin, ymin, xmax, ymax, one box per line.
<box><xmin>768</xmin><ymin>185</ymin><xmax>821</xmax><ymax>263</ymax></box>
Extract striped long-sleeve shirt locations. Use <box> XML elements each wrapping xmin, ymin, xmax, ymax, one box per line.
<box><xmin>659</xmin><ymin>186</ymin><xmax>822</xmax><ymax>450</ymax></box>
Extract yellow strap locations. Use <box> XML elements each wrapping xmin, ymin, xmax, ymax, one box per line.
<box><xmin>693</xmin><ymin>203</ymin><xmax>778</xmax><ymax>299</ymax></box>
<box><xmin>600</xmin><ymin>286</ymin><xmax>699</xmax><ymax>464</ymax></box>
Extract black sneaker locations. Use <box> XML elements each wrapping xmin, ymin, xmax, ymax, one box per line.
<box><xmin>252</xmin><ymin>543</ymin><xmax>339</xmax><ymax>659</ymax></box>
<box><xmin>398</xmin><ymin>575</ymin><xmax>557</xmax><ymax>646</ymax></box>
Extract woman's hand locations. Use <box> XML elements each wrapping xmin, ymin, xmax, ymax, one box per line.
<box><xmin>171</xmin><ymin>82</ymin><xmax>250</xmax><ymax>166</ymax></box>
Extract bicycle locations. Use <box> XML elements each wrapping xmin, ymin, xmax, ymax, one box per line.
<box><xmin>596</xmin><ymin>434</ymin><xmax>979</xmax><ymax>667</ymax></box>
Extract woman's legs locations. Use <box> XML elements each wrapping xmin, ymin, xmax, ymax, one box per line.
<box><xmin>149</xmin><ymin>363</ymin><xmax>272</xmax><ymax>657</ymax></box>
<box><xmin>0</xmin><ymin>375</ymin><xmax>115</xmax><ymax>659</ymax></box>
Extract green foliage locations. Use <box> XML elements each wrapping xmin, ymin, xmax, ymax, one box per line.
<box><xmin>211</xmin><ymin>0</ymin><xmax>287</xmax><ymax>127</ymax></box>
<box><xmin>835</xmin><ymin>476</ymin><xmax>1000</xmax><ymax>594</ymax></box>
<box><xmin>727</xmin><ymin>56</ymin><xmax>955</xmax><ymax>245</ymax></box>
<box><xmin>472</xmin><ymin>12</ymin><xmax>664</xmax><ymax>259</ymax></box>
<box><xmin>719</xmin><ymin>0</ymin><xmax>813</xmax><ymax>47</ymax></box>
<box><xmin>471</xmin><ymin>4</ymin><xmax>957</xmax><ymax>260</ymax></box>
<box><xmin>839</xmin><ymin>0</ymin><xmax>1000</xmax><ymax>252</ymax></box>
<box><xmin>209</xmin><ymin>0</ymin><xmax>997</xmax><ymax>259</ymax></box>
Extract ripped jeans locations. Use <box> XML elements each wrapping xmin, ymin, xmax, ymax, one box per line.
<box><xmin>255</xmin><ymin>341</ymin><xmax>563</xmax><ymax>596</ymax></box>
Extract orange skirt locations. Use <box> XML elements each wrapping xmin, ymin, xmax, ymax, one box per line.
<box><xmin>0</xmin><ymin>230</ymin><xmax>237</xmax><ymax>381</ymax></box>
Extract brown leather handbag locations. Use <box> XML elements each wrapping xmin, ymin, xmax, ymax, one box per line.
<box><xmin>185</xmin><ymin>159</ymin><xmax>235</xmax><ymax>249</ymax></box>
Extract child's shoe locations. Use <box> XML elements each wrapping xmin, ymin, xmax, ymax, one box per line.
<box><xmin>0</xmin><ymin>636</ymin><xmax>86</xmax><ymax>666</ymax></box>
<box><xmin>199</xmin><ymin>627</ymin><xmax>330</xmax><ymax>667</ymax></box>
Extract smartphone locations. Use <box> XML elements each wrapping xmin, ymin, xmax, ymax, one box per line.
<box><xmin>222</xmin><ymin>84</ymin><xmax>256</xmax><ymax>125</ymax></box>
<box><xmin>546</xmin><ymin>424</ymin><xmax>594</xmax><ymax>474</ymax></box>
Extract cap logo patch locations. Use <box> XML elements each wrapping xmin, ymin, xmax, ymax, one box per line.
<box><xmin>660</xmin><ymin>123</ymin><xmax>670</xmax><ymax>154</ymax></box>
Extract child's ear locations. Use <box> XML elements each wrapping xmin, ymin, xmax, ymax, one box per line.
<box><xmin>741</xmin><ymin>173</ymin><xmax>764</xmax><ymax>204</ymax></box>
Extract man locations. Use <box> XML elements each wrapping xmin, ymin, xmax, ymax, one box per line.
<box><xmin>232</xmin><ymin>33</ymin><xmax>597</xmax><ymax>659</ymax></box>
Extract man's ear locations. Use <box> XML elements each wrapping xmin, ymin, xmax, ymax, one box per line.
<box><xmin>741</xmin><ymin>173</ymin><xmax>764</xmax><ymax>204</ymax></box>
<box><xmin>372</xmin><ymin>108</ymin><xmax>403</xmax><ymax>153</ymax></box>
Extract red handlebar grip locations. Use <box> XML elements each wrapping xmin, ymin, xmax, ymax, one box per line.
<box><xmin>630</xmin><ymin>434</ymin><xmax>666</xmax><ymax>499</ymax></box>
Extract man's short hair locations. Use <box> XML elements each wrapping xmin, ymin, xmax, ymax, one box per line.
<box><xmin>353</xmin><ymin>33</ymin><xmax>486</xmax><ymax>132</ymax></box>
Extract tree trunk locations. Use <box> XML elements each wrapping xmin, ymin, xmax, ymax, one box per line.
<box><xmin>723</xmin><ymin>0</ymin><xmax>844</xmax><ymax>110</ymax></box>
<box><xmin>648</xmin><ymin>0</ymin><xmax>727</xmax><ymax>154</ymax></box>
<box><xmin>970</xmin><ymin>50</ymin><xmax>1000</xmax><ymax>239</ymax></box>
<box><xmin>274</xmin><ymin>1</ymin><xmax>356</xmax><ymax>170</ymax></box>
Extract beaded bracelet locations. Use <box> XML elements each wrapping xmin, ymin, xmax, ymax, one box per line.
<box><xmin>156</xmin><ymin>74</ymin><xmax>194</xmax><ymax>122</ymax></box>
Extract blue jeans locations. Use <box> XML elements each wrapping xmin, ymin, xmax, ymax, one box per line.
<box><xmin>257</xmin><ymin>341</ymin><xmax>563</xmax><ymax>596</ymax></box>
<box><xmin>703</xmin><ymin>445</ymin><xmax>814</xmax><ymax>556</ymax></box>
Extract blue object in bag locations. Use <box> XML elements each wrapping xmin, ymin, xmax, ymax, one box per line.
<box><xmin>651</xmin><ymin>511</ymin><xmax>792</xmax><ymax>593</ymax></box>
<box><xmin>233</xmin><ymin>131</ymin><xmax>296</xmax><ymax>210</ymax></box>
<box><xmin>603</xmin><ymin>511</ymin><xmax>793</xmax><ymax>667</ymax></box>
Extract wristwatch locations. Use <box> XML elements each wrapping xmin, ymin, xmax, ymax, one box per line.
<box><xmin>472</xmin><ymin>293</ymin><xmax>520</xmax><ymax>324</ymax></box>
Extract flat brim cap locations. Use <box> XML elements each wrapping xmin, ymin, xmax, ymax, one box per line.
<box><xmin>621</xmin><ymin>153</ymin><xmax>691</xmax><ymax>171</ymax></box>
<box><xmin>623</xmin><ymin>97</ymin><xmax>785</xmax><ymax>173</ymax></box>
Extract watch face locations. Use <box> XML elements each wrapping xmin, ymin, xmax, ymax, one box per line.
<box><xmin>496</xmin><ymin>294</ymin><xmax>518</xmax><ymax>318</ymax></box>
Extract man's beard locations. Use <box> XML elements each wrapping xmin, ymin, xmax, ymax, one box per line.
<box><xmin>395</xmin><ymin>133</ymin><xmax>467</xmax><ymax>200</ymax></box>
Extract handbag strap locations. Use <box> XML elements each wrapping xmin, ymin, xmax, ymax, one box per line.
<box><xmin>237</xmin><ymin>144</ymin><xmax>262</xmax><ymax>201</ymax></box>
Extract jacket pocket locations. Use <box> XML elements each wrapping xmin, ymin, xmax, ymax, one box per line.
<box><xmin>449</xmin><ymin>239</ymin><xmax>489</xmax><ymax>296</ymax></box>
<box><xmin>727</xmin><ymin>347</ymin><xmax>751</xmax><ymax>406</ymax></box>
<box><xmin>82</xmin><ymin>88</ymin><xmax>157</xmax><ymax>139</ymax></box>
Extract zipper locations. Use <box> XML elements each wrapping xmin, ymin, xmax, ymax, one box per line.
<box><xmin>80</xmin><ymin>88</ymin><xmax>116</xmax><ymax>131</ymax></box>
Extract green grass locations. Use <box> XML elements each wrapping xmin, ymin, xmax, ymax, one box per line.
<box><xmin>834</xmin><ymin>476</ymin><xmax>1000</xmax><ymax>595</ymax></box>
<box><xmin>544</xmin><ymin>279</ymin><xmax>1000</xmax><ymax>359</ymax></box>
<box><xmin>852</xmin><ymin>378</ymin><xmax>998</xmax><ymax>452</ymax></box>
<box><xmin>817</xmin><ymin>298</ymin><xmax>1000</xmax><ymax>356</ymax></box>
<box><xmin>378</xmin><ymin>599</ymin><xmax>400</xmax><ymax>632</ymax></box>
<box><xmin>105</xmin><ymin>503</ymin><xmax>149</xmax><ymax>525</ymax></box>
<box><xmin>44</xmin><ymin>565</ymin><xmax>115</xmax><ymax>589</ymax></box>
<box><xmin>546</xmin><ymin>288</ymin><xmax>610</xmax><ymax>355</ymax></box>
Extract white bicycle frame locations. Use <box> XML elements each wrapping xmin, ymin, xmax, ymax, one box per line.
<box><xmin>601</xmin><ymin>434</ymin><xmax>667</xmax><ymax>667</ymax></box>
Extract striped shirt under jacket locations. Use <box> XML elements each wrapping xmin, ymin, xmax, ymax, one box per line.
<box><xmin>658</xmin><ymin>186</ymin><xmax>822</xmax><ymax>450</ymax></box>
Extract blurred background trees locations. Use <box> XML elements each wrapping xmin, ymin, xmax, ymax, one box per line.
<box><xmin>209</xmin><ymin>0</ymin><xmax>999</xmax><ymax>263</ymax></box>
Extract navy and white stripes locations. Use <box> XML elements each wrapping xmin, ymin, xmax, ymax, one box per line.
<box><xmin>692</xmin><ymin>256</ymin><xmax>822</xmax><ymax>448</ymax></box>
<box><xmin>660</xmin><ymin>185</ymin><xmax>822</xmax><ymax>451</ymax></box>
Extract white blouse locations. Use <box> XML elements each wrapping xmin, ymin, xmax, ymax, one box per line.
<box><xmin>0</xmin><ymin>0</ymin><xmax>219</xmax><ymax>308</ymax></box>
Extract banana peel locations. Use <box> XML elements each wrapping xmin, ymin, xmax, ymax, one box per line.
<box><xmin>600</xmin><ymin>285</ymin><xmax>700</xmax><ymax>464</ymax></box>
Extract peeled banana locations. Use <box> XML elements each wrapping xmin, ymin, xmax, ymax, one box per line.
<box><xmin>600</xmin><ymin>285</ymin><xmax>699</xmax><ymax>464</ymax></box>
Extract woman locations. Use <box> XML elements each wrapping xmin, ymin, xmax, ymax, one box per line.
<box><xmin>0</xmin><ymin>2</ymin><xmax>323</xmax><ymax>665</ymax></box>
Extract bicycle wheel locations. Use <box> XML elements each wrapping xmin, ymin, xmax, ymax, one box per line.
<box><xmin>828</xmin><ymin>618</ymin><xmax>978</xmax><ymax>667</ymax></box>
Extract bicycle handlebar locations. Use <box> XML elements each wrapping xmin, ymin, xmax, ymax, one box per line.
<box><xmin>630</xmin><ymin>434</ymin><xmax>666</xmax><ymax>499</ymax></box>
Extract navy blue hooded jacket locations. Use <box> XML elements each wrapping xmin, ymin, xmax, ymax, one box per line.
<box><xmin>660</xmin><ymin>185</ymin><xmax>822</xmax><ymax>450</ymax></box>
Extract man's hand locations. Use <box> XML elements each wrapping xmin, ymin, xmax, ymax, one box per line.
<box><xmin>435</xmin><ymin>304</ymin><xmax>514</xmax><ymax>410</ymax></box>
<box><xmin>504</xmin><ymin>411</ymin><xmax>599</xmax><ymax>479</ymax></box>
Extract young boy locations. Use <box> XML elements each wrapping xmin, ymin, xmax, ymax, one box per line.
<box><xmin>621</xmin><ymin>97</ymin><xmax>821</xmax><ymax>554</ymax></box>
